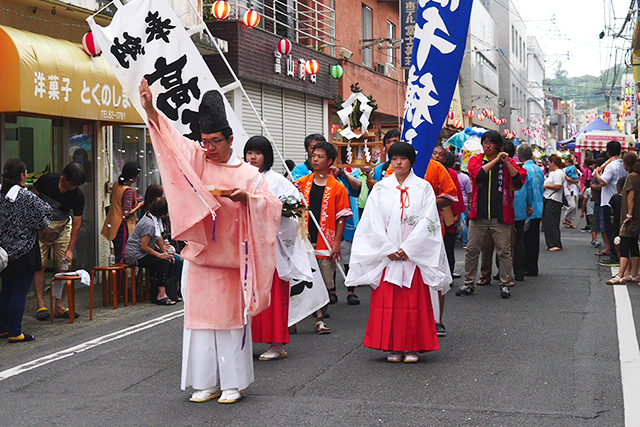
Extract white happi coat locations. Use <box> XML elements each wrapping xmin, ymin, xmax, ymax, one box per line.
<box><xmin>346</xmin><ymin>170</ymin><xmax>451</xmax><ymax>291</ymax></box>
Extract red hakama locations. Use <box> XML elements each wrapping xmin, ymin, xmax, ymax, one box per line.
<box><xmin>251</xmin><ymin>270</ymin><xmax>290</xmax><ymax>344</ymax></box>
<box><xmin>364</xmin><ymin>269</ymin><xmax>439</xmax><ymax>353</ymax></box>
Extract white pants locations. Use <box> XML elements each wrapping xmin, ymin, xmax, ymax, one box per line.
<box><xmin>180</xmin><ymin>260</ymin><xmax>254</xmax><ymax>391</ymax></box>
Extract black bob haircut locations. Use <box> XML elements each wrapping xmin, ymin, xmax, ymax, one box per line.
<box><xmin>481</xmin><ymin>130</ymin><xmax>504</xmax><ymax>149</ymax></box>
<box><xmin>312</xmin><ymin>141</ymin><xmax>338</xmax><ymax>165</ymax></box>
<box><xmin>387</xmin><ymin>142</ymin><xmax>417</xmax><ymax>165</ymax></box>
<box><xmin>244</xmin><ymin>136</ymin><xmax>274</xmax><ymax>171</ymax></box>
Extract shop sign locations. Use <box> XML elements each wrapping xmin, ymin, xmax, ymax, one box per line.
<box><xmin>33</xmin><ymin>71</ymin><xmax>132</xmax><ymax>122</ymax></box>
<box><xmin>400</xmin><ymin>0</ymin><xmax>417</xmax><ymax>69</ymax></box>
<box><xmin>274</xmin><ymin>51</ymin><xmax>317</xmax><ymax>83</ymax></box>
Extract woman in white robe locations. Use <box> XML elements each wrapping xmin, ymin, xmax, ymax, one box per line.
<box><xmin>245</xmin><ymin>136</ymin><xmax>315</xmax><ymax>360</ymax></box>
<box><xmin>346</xmin><ymin>142</ymin><xmax>451</xmax><ymax>363</ymax></box>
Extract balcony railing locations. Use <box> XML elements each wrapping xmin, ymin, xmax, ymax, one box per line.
<box><xmin>203</xmin><ymin>0</ymin><xmax>336</xmax><ymax>53</ymax></box>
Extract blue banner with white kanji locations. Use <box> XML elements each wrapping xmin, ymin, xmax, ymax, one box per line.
<box><xmin>401</xmin><ymin>0</ymin><xmax>473</xmax><ymax>177</ymax></box>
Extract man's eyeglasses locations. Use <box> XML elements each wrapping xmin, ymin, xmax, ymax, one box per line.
<box><xmin>482</xmin><ymin>140</ymin><xmax>496</xmax><ymax>146</ymax></box>
<box><xmin>200</xmin><ymin>138</ymin><xmax>227</xmax><ymax>148</ymax></box>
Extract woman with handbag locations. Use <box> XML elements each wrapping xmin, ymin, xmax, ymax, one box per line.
<box><xmin>0</xmin><ymin>159</ymin><xmax>52</xmax><ymax>343</ymax></box>
<box><xmin>543</xmin><ymin>154</ymin><xmax>566</xmax><ymax>251</ymax></box>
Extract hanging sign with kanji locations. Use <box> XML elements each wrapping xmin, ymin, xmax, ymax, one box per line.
<box><xmin>87</xmin><ymin>0</ymin><xmax>247</xmax><ymax>146</ymax></box>
<box><xmin>401</xmin><ymin>0</ymin><xmax>472</xmax><ymax>178</ymax></box>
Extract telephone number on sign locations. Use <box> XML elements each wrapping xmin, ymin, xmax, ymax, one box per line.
<box><xmin>101</xmin><ymin>110</ymin><xmax>126</xmax><ymax>121</ymax></box>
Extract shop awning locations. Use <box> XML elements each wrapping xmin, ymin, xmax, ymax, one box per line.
<box><xmin>0</xmin><ymin>25</ymin><xmax>142</xmax><ymax>124</ymax></box>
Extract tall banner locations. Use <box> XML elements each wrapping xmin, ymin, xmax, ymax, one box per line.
<box><xmin>401</xmin><ymin>0</ymin><xmax>473</xmax><ymax>178</ymax></box>
<box><xmin>87</xmin><ymin>0</ymin><xmax>247</xmax><ymax>147</ymax></box>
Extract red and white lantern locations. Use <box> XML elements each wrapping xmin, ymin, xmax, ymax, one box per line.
<box><xmin>82</xmin><ymin>31</ymin><xmax>101</xmax><ymax>57</ymax></box>
<box><xmin>483</xmin><ymin>109</ymin><xmax>489</xmax><ymax>116</ymax></box>
<box><xmin>212</xmin><ymin>0</ymin><xmax>230</xmax><ymax>20</ymax></box>
<box><xmin>277</xmin><ymin>38</ymin><xmax>292</xmax><ymax>55</ymax></box>
<box><xmin>487</xmin><ymin>110</ymin><xmax>495</xmax><ymax>118</ymax></box>
<box><xmin>501</xmin><ymin>118</ymin><xmax>507</xmax><ymax>125</ymax></box>
<box><xmin>448</xmin><ymin>111</ymin><xmax>455</xmax><ymax>120</ymax></box>
<box><xmin>454</xmin><ymin>120</ymin><xmax>463</xmax><ymax>129</ymax></box>
<box><xmin>512</xmin><ymin>131</ymin><xmax>517</xmax><ymax>137</ymax></box>
<box><xmin>467</xmin><ymin>110</ymin><xmax>475</xmax><ymax>118</ymax></box>
<box><xmin>478</xmin><ymin>114</ymin><xmax>485</xmax><ymax>121</ymax></box>
<box><xmin>243</xmin><ymin>10</ymin><xmax>261</xmax><ymax>28</ymax></box>
<box><xmin>503</xmin><ymin>129</ymin><xmax>509</xmax><ymax>136</ymax></box>
<box><xmin>507</xmin><ymin>133</ymin><xmax>513</xmax><ymax>139</ymax></box>
<box><xmin>304</xmin><ymin>59</ymin><xmax>319</xmax><ymax>75</ymax></box>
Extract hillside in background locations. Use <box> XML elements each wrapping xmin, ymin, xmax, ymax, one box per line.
<box><xmin>545</xmin><ymin>65</ymin><xmax>631</xmax><ymax>112</ymax></box>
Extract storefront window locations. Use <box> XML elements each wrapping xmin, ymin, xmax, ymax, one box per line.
<box><xmin>112</xmin><ymin>126</ymin><xmax>161</xmax><ymax>200</ymax></box>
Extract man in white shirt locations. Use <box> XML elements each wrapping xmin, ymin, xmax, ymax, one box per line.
<box><xmin>594</xmin><ymin>140</ymin><xmax>628</xmax><ymax>267</ymax></box>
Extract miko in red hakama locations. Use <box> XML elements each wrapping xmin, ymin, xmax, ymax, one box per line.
<box><xmin>252</xmin><ymin>270</ymin><xmax>290</xmax><ymax>344</ymax></box>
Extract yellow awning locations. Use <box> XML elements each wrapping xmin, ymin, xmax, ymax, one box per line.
<box><xmin>0</xmin><ymin>25</ymin><xmax>142</xmax><ymax>124</ymax></box>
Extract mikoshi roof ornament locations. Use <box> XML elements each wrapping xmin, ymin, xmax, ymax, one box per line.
<box><xmin>337</xmin><ymin>92</ymin><xmax>373</xmax><ymax>140</ymax></box>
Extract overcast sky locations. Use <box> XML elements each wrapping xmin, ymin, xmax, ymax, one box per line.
<box><xmin>511</xmin><ymin>0</ymin><xmax>633</xmax><ymax>78</ymax></box>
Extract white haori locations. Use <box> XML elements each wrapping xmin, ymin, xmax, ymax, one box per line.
<box><xmin>262</xmin><ymin>169</ymin><xmax>327</xmax><ymax>325</ymax></box>
<box><xmin>263</xmin><ymin>169</ymin><xmax>313</xmax><ymax>284</ymax></box>
<box><xmin>346</xmin><ymin>170</ymin><xmax>451</xmax><ymax>292</ymax></box>
<box><xmin>181</xmin><ymin>260</ymin><xmax>254</xmax><ymax>392</ymax></box>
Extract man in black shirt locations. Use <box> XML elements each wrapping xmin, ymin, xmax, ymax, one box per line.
<box><xmin>33</xmin><ymin>163</ymin><xmax>85</xmax><ymax>320</ymax></box>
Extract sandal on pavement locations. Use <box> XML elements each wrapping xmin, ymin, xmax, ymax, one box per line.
<box><xmin>259</xmin><ymin>350</ymin><xmax>288</xmax><ymax>360</ymax></box>
<box><xmin>8</xmin><ymin>333</ymin><xmax>35</xmax><ymax>343</ymax></box>
<box><xmin>624</xmin><ymin>276</ymin><xmax>640</xmax><ymax>284</ymax></box>
<box><xmin>54</xmin><ymin>308</ymin><xmax>80</xmax><ymax>319</ymax></box>
<box><xmin>218</xmin><ymin>389</ymin><xmax>244</xmax><ymax>404</ymax></box>
<box><xmin>156</xmin><ymin>297</ymin><xmax>176</xmax><ymax>306</ymax></box>
<box><xmin>35</xmin><ymin>307</ymin><xmax>50</xmax><ymax>321</ymax></box>
<box><xmin>189</xmin><ymin>388</ymin><xmax>222</xmax><ymax>403</ymax></box>
<box><xmin>606</xmin><ymin>276</ymin><xmax>626</xmax><ymax>285</ymax></box>
<box><xmin>403</xmin><ymin>352</ymin><xmax>419</xmax><ymax>363</ymax></box>
<box><xmin>315</xmin><ymin>320</ymin><xmax>331</xmax><ymax>334</ymax></box>
<box><xmin>387</xmin><ymin>352</ymin><xmax>403</xmax><ymax>363</ymax></box>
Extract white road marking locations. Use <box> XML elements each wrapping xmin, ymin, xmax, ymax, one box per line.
<box><xmin>0</xmin><ymin>309</ymin><xmax>184</xmax><ymax>381</ymax></box>
<box><xmin>611</xmin><ymin>267</ymin><xmax>640</xmax><ymax>426</ymax></box>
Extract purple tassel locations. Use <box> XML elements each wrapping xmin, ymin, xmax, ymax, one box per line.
<box><xmin>211</xmin><ymin>219</ymin><xmax>216</xmax><ymax>242</ymax></box>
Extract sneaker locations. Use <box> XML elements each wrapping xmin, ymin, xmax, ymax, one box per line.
<box><xmin>599</xmin><ymin>257</ymin><xmax>620</xmax><ymax>267</ymax></box>
<box><xmin>591</xmin><ymin>241</ymin><xmax>601</xmax><ymax>248</ymax></box>
<box><xmin>500</xmin><ymin>285</ymin><xmax>511</xmax><ymax>299</ymax></box>
<box><xmin>452</xmin><ymin>272</ymin><xmax>461</xmax><ymax>279</ymax></box>
<box><xmin>435</xmin><ymin>323</ymin><xmax>447</xmax><ymax>337</ymax></box>
<box><xmin>455</xmin><ymin>285</ymin><xmax>474</xmax><ymax>296</ymax></box>
<box><xmin>580</xmin><ymin>227</ymin><xmax>590</xmax><ymax>232</ymax></box>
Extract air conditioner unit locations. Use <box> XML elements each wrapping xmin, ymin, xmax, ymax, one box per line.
<box><xmin>376</xmin><ymin>63</ymin><xmax>394</xmax><ymax>77</ymax></box>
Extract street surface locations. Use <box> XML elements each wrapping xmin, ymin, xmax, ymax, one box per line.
<box><xmin>2</xmin><ymin>227</ymin><xmax>639</xmax><ymax>426</ymax></box>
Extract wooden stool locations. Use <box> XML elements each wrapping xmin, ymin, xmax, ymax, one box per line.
<box><xmin>136</xmin><ymin>266</ymin><xmax>151</xmax><ymax>302</ymax></box>
<box><xmin>49</xmin><ymin>274</ymin><xmax>91</xmax><ymax>323</ymax></box>
<box><xmin>115</xmin><ymin>264</ymin><xmax>138</xmax><ymax>305</ymax></box>
<box><xmin>91</xmin><ymin>265</ymin><xmax>127</xmax><ymax>309</ymax></box>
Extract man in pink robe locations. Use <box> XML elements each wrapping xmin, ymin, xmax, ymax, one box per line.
<box><xmin>139</xmin><ymin>80</ymin><xmax>281</xmax><ymax>404</ymax></box>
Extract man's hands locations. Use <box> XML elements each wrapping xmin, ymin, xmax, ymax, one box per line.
<box><xmin>139</xmin><ymin>78</ymin><xmax>158</xmax><ymax>123</ymax></box>
<box><xmin>526</xmin><ymin>206</ymin><xmax>534</xmax><ymax>217</ymax></box>
<box><xmin>224</xmin><ymin>188</ymin><xmax>249</xmax><ymax>204</ymax></box>
<box><xmin>63</xmin><ymin>249</ymin><xmax>74</xmax><ymax>265</ymax></box>
<box><xmin>388</xmin><ymin>249</ymin><xmax>408</xmax><ymax>261</ymax></box>
<box><xmin>330</xmin><ymin>241</ymin><xmax>342</xmax><ymax>263</ymax></box>
<box><xmin>499</xmin><ymin>152</ymin><xmax>510</xmax><ymax>163</ymax></box>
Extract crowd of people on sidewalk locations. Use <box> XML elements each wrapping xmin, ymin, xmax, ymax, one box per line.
<box><xmin>1</xmin><ymin>79</ymin><xmax>633</xmax><ymax>405</ymax></box>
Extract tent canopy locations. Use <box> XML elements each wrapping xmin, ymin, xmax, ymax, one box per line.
<box><xmin>556</xmin><ymin>117</ymin><xmax>614</xmax><ymax>150</ymax></box>
<box><xmin>576</xmin><ymin>130</ymin><xmax>636</xmax><ymax>152</ymax></box>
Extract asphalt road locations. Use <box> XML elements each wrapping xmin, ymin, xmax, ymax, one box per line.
<box><xmin>1</xmin><ymin>227</ymin><xmax>637</xmax><ymax>427</ymax></box>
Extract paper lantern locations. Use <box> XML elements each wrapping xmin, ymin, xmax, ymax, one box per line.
<box><xmin>454</xmin><ymin>120</ymin><xmax>463</xmax><ymax>128</ymax></box>
<box><xmin>478</xmin><ymin>114</ymin><xmax>485</xmax><ymax>121</ymax></box>
<box><xmin>448</xmin><ymin>111</ymin><xmax>455</xmax><ymax>120</ymax></box>
<box><xmin>507</xmin><ymin>133</ymin><xmax>513</xmax><ymax>139</ymax></box>
<box><xmin>243</xmin><ymin>9</ymin><xmax>261</xmax><ymax>28</ymax></box>
<box><xmin>503</xmin><ymin>129</ymin><xmax>509</xmax><ymax>136</ymax></box>
<box><xmin>82</xmin><ymin>31</ymin><xmax>101</xmax><ymax>57</ymax></box>
<box><xmin>212</xmin><ymin>1</ymin><xmax>230</xmax><ymax>20</ymax></box>
<box><xmin>501</xmin><ymin>118</ymin><xmax>507</xmax><ymax>125</ymax></box>
<box><xmin>277</xmin><ymin>38</ymin><xmax>292</xmax><ymax>55</ymax></box>
<box><xmin>521</xmin><ymin>127</ymin><xmax>526</xmax><ymax>132</ymax></box>
<box><xmin>304</xmin><ymin>59</ymin><xmax>319</xmax><ymax>75</ymax></box>
<box><xmin>483</xmin><ymin>109</ymin><xmax>489</xmax><ymax>116</ymax></box>
<box><xmin>512</xmin><ymin>131</ymin><xmax>517</xmax><ymax>137</ymax></box>
<box><xmin>330</xmin><ymin>64</ymin><xmax>344</xmax><ymax>79</ymax></box>
<box><xmin>487</xmin><ymin>110</ymin><xmax>494</xmax><ymax>118</ymax></box>
<box><xmin>467</xmin><ymin>110</ymin><xmax>475</xmax><ymax>118</ymax></box>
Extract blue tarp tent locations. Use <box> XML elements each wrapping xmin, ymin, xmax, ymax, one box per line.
<box><xmin>556</xmin><ymin>117</ymin><xmax>614</xmax><ymax>150</ymax></box>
